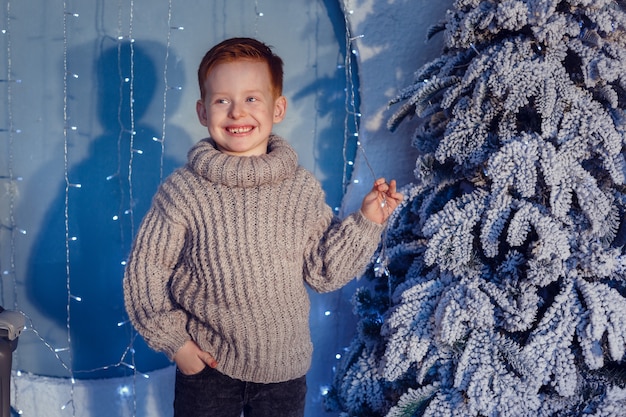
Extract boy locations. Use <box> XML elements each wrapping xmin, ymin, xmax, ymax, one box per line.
<box><xmin>123</xmin><ymin>37</ymin><xmax>403</xmax><ymax>417</ymax></box>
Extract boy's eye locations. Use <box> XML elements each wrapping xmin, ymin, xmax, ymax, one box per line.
<box><xmin>216</xmin><ymin>98</ymin><xmax>230</xmax><ymax>104</ymax></box>
<box><xmin>246</xmin><ymin>97</ymin><xmax>257</xmax><ymax>102</ymax></box>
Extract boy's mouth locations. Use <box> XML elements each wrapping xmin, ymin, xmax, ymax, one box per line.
<box><xmin>226</xmin><ymin>126</ymin><xmax>254</xmax><ymax>134</ymax></box>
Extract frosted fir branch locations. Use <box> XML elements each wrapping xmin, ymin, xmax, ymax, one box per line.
<box><xmin>452</xmin><ymin>0</ymin><xmax>482</xmax><ymax>9</ymax></box>
<box><xmin>495</xmin><ymin>332</ymin><xmax>537</xmax><ymax>381</ymax></box>
<box><xmin>444</xmin><ymin>0</ymin><xmax>624</xmax><ymax>51</ymax></box>
<box><xmin>413</xmin><ymin>77</ymin><xmax>462</xmax><ymax>119</ymax></box>
<box><xmin>422</xmin><ymin>189</ymin><xmax>488</xmax><ymax>271</ymax></box>
<box><xmin>426</xmin><ymin>20</ymin><xmax>447</xmax><ymax>40</ymax></box>
<box><xmin>588</xmin><ymin>385</ymin><xmax>626</xmax><ymax>417</ymax></box>
<box><xmin>420</xmin><ymin>388</ymin><xmax>469</xmax><ymax>417</ymax></box>
<box><xmin>509</xmin><ymin>201</ymin><xmax>571</xmax><ymax>287</ymax></box>
<box><xmin>591</xmin><ymin>7</ymin><xmax>626</xmax><ymax>37</ymax></box>
<box><xmin>433</xmin><ymin>279</ymin><xmax>495</xmax><ymax>347</ymax></box>
<box><xmin>576</xmin><ymin>277</ymin><xmax>626</xmax><ymax>369</ymax></box>
<box><xmin>446</xmin><ymin>34</ymin><xmax>544</xmax><ymax>105</ymax></box>
<box><xmin>453</xmin><ymin>330</ymin><xmax>501</xmax><ymax>392</ymax></box>
<box><xmin>497</xmin><ymin>59</ymin><xmax>565</xmax><ymax>138</ymax></box>
<box><xmin>415</xmin><ymin>180</ymin><xmax>465</xmax><ymax>225</ymax></box>
<box><xmin>433</xmin><ymin>30</ymin><xmax>626</xmax><ymax>182</ymax></box>
<box><xmin>436</xmin><ymin>97</ymin><xmax>495</xmax><ymax>166</ymax></box>
<box><xmin>480</xmin><ymin>190</ymin><xmax>514</xmax><ymax>258</ymax></box>
<box><xmin>494</xmin><ymin>0</ymin><xmax>530</xmax><ymax>31</ymax></box>
<box><xmin>505</xmin><ymin>201</ymin><xmax>571</xmax><ymax>286</ymax></box>
<box><xmin>381</xmin><ymin>275</ymin><xmax>452</xmax><ymax>381</ymax></box>
<box><xmin>594</xmin><ymin>83</ymin><xmax>620</xmax><ymax>109</ymax></box>
<box><xmin>440</xmin><ymin>47</ymin><xmax>492</xmax><ymax>110</ymax></box>
<box><xmin>455</xmin><ymin>330</ymin><xmax>543</xmax><ymax>416</ymax></box>
<box><xmin>412</xmin><ymin>113</ymin><xmax>448</xmax><ymax>156</ymax></box>
<box><xmin>480</xmin><ymin>279</ymin><xmax>539</xmax><ymax>332</ymax></box>
<box><xmin>556</xmin><ymin>95</ymin><xmax>625</xmax><ymax>166</ymax></box>
<box><xmin>381</xmin><ymin>240</ymin><xmax>426</xmax><ymax>278</ymax></box>
<box><xmin>415</xmin><ymin>345</ymin><xmax>448</xmax><ymax>385</ymax></box>
<box><xmin>503</xmin><ymin>201</ymin><xmax>541</xmax><ymax>247</ymax></box>
<box><xmin>575</xmin><ymin>239</ymin><xmax>626</xmax><ymax>280</ymax></box>
<box><xmin>444</xmin><ymin>2</ymin><xmax>498</xmax><ymax>50</ymax></box>
<box><xmin>525</xmin><ymin>0</ymin><xmax>561</xmax><ymax>27</ymax></box>
<box><xmin>536</xmin><ymin>69</ymin><xmax>571</xmax><ymax>139</ymax></box>
<box><xmin>566</xmin><ymin>35</ymin><xmax>626</xmax><ymax>95</ymax></box>
<box><xmin>530</xmin><ymin>10</ymin><xmax>581</xmax><ymax>47</ymax></box>
<box><xmin>570</xmin><ymin>165</ymin><xmax>614</xmax><ymax>235</ymax></box>
<box><xmin>539</xmin><ymin>129</ymin><xmax>617</xmax><ymax>234</ymax></box>
<box><xmin>540</xmin><ymin>141</ymin><xmax>576</xmax><ymax>220</ymax></box>
<box><xmin>387</xmin><ymin>76</ymin><xmax>461</xmax><ymax>132</ymax></box>
<box><xmin>390</xmin><ymin>57</ymin><xmax>449</xmax><ymax>105</ymax></box>
<box><xmin>569</xmin><ymin>0</ymin><xmax>615</xmax><ymax>8</ymax></box>
<box><xmin>385</xmin><ymin>383</ymin><xmax>440</xmax><ymax>417</ymax></box>
<box><xmin>488</xmin><ymin>133</ymin><xmax>539</xmax><ymax>198</ymax></box>
<box><xmin>338</xmin><ymin>346</ymin><xmax>389</xmax><ymax>415</ymax></box>
<box><xmin>522</xmin><ymin>276</ymin><xmax>581</xmax><ymax>397</ymax></box>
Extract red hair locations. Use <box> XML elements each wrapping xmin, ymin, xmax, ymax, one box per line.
<box><xmin>198</xmin><ymin>37</ymin><xmax>284</xmax><ymax>99</ymax></box>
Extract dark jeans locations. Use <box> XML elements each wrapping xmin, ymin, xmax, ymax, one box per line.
<box><xmin>174</xmin><ymin>366</ymin><xmax>307</xmax><ymax>417</ymax></box>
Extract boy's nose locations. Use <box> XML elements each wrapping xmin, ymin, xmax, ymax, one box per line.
<box><xmin>229</xmin><ymin>102</ymin><xmax>246</xmax><ymax>119</ymax></box>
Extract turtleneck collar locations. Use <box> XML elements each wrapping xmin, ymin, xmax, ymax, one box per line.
<box><xmin>187</xmin><ymin>135</ymin><xmax>299</xmax><ymax>188</ymax></box>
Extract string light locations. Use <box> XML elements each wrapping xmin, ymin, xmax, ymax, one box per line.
<box><xmin>62</xmin><ymin>1</ymin><xmax>78</xmax><ymax>414</ymax></box>
<box><xmin>254</xmin><ymin>0</ymin><xmax>263</xmax><ymax>34</ymax></box>
<box><xmin>125</xmin><ymin>0</ymin><xmax>137</xmax><ymax>237</ymax></box>
<box><xmin>340</xmin><ymin>3</ymin><xmax>390</xmax><ymax>280</ymax></box>
<box><xmin>0</xmin><ymin>0</ymin><xmax>19</xmax><ymax>312</ymax></box>
<box><xmin>117</xmin><ymin>1</ymin><xmax>142</xmax><ymax>415</ymax></box>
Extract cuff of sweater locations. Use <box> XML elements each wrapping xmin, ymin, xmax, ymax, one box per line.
<box><xmin>158</xmin><ymin>329</ymin><xmax>191</xmax><ymax>361</ymax></box>
<box><xmin>354</xmin><ymin>209</ymin><xmax>386</xmax><ymax>237</ymax></box>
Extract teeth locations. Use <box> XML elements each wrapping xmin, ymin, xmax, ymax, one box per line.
<box><xmin>228</xmin><ymin>126</ymin><xmax>253</xmax><ymax>134</ymax></box>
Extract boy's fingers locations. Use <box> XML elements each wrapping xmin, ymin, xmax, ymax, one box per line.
<box><xmin>200</xmin><ymin>352</ymin><xmax>218</xmax><ymax>368</ymax></box>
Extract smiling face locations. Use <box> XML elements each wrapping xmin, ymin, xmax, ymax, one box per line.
<box><xmin>196</xmin><ymin>59</ymin><xmax>287</xmax><ymax>157</ymax></box>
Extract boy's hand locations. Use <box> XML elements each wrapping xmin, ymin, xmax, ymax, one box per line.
<box><xmin>173</xmin><ymin>340</ymin><xmax>218</xmax><ymax>375</ymax></box>
<box><xmin>360</xmin><ymin>178</ymin><xmax>403</xmax><ymax>224</ymax></box>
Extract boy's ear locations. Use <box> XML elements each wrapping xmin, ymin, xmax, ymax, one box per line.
<box><xmin>196</xmin><ymin>99</ymin><xmax>208</xmax><ymax>126</ymax></box>
<box><xmin>273</xmin><ymin>96</ymin><xmax>287</xmax><ymax>123</ymax></box>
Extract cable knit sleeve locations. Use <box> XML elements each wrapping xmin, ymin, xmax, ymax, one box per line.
<box><xmin>123</xmin><ymin>177</ymin><xmax>190</xmax><ymax>360</ymax></box>
<box><xmin>302</xmin><ymin>177</ymin><xmax>385</xmax><ymax>293</ymax></box>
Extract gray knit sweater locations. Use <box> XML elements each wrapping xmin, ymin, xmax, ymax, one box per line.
<box><xmin>123</xmin><ymin>135</ymin><xmax>384</xmax><ymax>383</ymax></box>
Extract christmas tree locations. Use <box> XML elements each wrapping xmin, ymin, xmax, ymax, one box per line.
<box><xmin>326</xmin><ymin>0</ymin><xmax>626</xmax><ymax>415</ymax></box>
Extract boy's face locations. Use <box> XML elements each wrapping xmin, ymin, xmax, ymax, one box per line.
<box><xmin>196</xmin><ymin>59</ymin><xmax>287</xmax><ymax>157</ymax></box>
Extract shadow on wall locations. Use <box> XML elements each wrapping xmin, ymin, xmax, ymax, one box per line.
<box><xmin>24</xmin><ymin>38</ymin><xmax>188</xmax><ymax>379</ymax></box>
<box><xmin>290</xmin><ymin>0</ymin><xmax>358</xmax><ymax>211</ymax></box>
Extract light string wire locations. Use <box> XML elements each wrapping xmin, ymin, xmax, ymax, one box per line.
<box><xmin>3</xmin><ymin>0</ymin><xmax>23</xmax><ymax>413</ymax></box>
<box><xmin>341</xmin><ymin>4</ymin><xmax>390</xmax><ymax>279</ymax></box>
<box><xmin>116</xmin><ymin>0</ymin><xmax>152</xmax><ymax>392</ymax></box>
<box><xmin>127</xmin><ymin>0</ymin><xmax>139</xmax><ymax>395</ymax></box>
<box><xmin>126</xmin><ymin>0</ymin><xmax>136</xmax><ymax>239</ymax></box>
<box><xmin>62</xmin><ymin>1</ymin><xmax>77</xmax><ymax>414</ymax></box>
<box><xmin>2</xmin><ymin>0</ymin><xmax>19</xmax><ymax>310</ymax></box>
<box><xmin>119</xmin><ymin>9</ymin><xmax>138</xmax><ymax>387</ymax></box>
<box><xmin>254</xmin><ymin>0</ymin><xmax>263</xmax><ymax>35</ymax></box>
<box><xmin>157</xmin><ymin>0</ymin><xmax>174</xmax><ymax>183</ymax></box>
